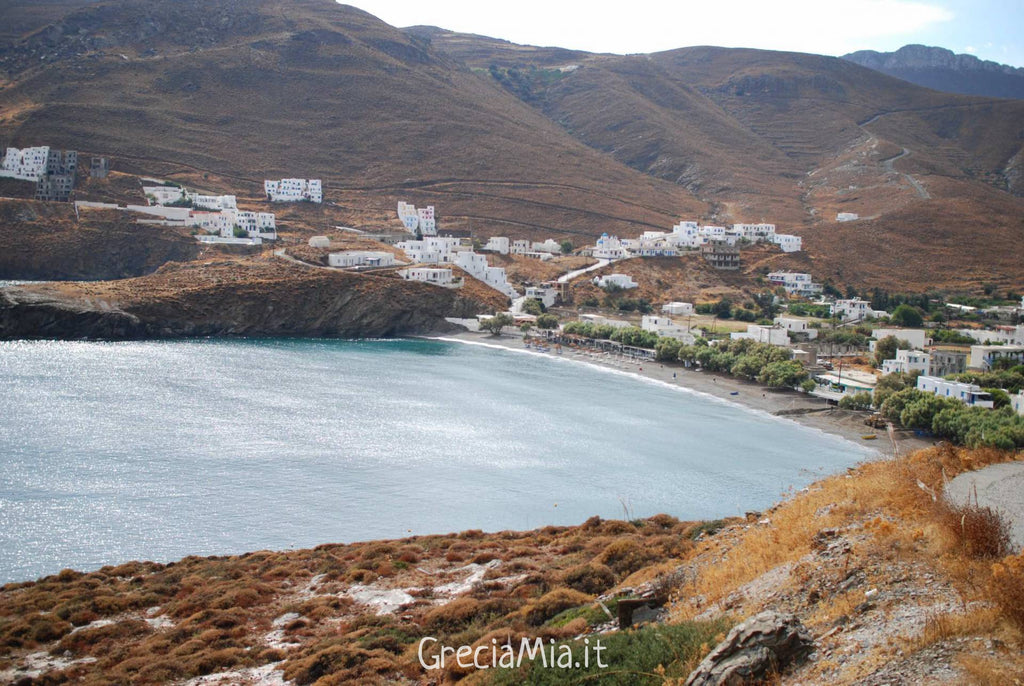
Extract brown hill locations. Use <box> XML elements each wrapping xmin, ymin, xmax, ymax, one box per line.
<box><xmin>0</xmin><ymin>1</ymin><xmax>1020</xmax><ymax>294</ymax></box>
<box><xmin>0</xmin><ymin>0</ymin><xmax>703</xmax><ymax>245</ymax></box>
<box><xmin>0</xmin><ymin>254</ymin><xmax>504</xmax><ymax>340</ymax></box>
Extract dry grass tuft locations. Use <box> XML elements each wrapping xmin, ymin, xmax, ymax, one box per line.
<box><xmin>934</xmin><ymin>500</ymin><xmax>1013</xmax><ymax>560</ymax></box>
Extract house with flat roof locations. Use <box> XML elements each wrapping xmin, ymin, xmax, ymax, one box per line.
<box><xmin>917</xmin><ymin>376</ymin><xmax>994</xmax><ymax>408</ymax></box>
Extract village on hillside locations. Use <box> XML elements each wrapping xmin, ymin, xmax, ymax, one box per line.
<box><xmin>4</xmin><ymin>142</ymin><xmax>1024</xmax><ymax>440</ymax></box>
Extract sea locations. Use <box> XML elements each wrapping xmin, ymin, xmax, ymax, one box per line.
<box><xmin>0</xmin><ymin>338</ymin><xmax>873</xmax><ymax>582</ymax></box>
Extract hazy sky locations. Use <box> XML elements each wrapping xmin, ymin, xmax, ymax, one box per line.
<box><xmin>342</xmin><ymin>0</ymin><xmax>1024</xmax><ymax>68</ymax></box>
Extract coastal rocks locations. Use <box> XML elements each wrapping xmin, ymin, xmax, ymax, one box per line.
<box><xmin>684</xmin><ymin>611</ymin><xmax>813</xmax><ymax>686</ymax></box>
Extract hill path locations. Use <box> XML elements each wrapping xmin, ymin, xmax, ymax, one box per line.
<box><xmin>945</xmin><ymin>461</ymin><xmax>1024</xmax><ymax>552</ymax></box>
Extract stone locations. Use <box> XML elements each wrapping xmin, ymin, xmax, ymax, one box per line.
<box><xmin>685</xmin><ymin>611</ymin><xmax>813</xmax><ymax>686</ymax></box>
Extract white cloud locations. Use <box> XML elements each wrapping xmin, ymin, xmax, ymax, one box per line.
<box><xmin>964</xmin><ymin>45</ymin><xmax>978</xmax><ymax>53</ymax></box>
<box><xmin>344</xmin><ymin>0</ymin><xmax>954</xmax><ymax>57</ymax></box>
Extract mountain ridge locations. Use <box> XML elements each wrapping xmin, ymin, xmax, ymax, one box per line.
<box><xmin>842</xmin><ymin>44</ymin><xmax>1024</xmax><ymax>100</ymax></box>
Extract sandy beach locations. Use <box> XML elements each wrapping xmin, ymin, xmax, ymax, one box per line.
<box><xmin>433</xmin><ymin>330</ymin><xmax>936</xmax><ymax>456</ymax></box>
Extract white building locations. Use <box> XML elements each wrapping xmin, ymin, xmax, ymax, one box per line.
<box><xmin>641</xmin><ymin>315</ymin><xmax>700</xmax><ymax>343</ymax></box>
<box><xmin>265</xmin><ymin>179</ymin><xmax>322</xmax><ymax>203</ymax></box>
<box><xmin>455</xmin><ymin>251</ymin><xmax>518</xmax><ymax>298</ymax></box>
<box><xmin>767</xmin><ymin>271</ymin><xmax>822</xmax><ymax>297</ymax></box>
<box><xmin>309</xmin><ymin>236</ymin><xmax>330</xmax><ymax>248</ymax></box>
<box><xmin>870</xmin><ymin>328</ymin><xmax>929</xmax><ymax>352</ymax></box>
<box><xmin>831</xmin><ymin>298</ymin><xmax>873</xmax><ymax>322</ymax></box>
<box><xmin>395</xmin><ymin>201</ymin><xmax>436</xmax><ymax>235</ymax></box>
<box><xmin>670</xmin><ymin>221</ymin><xmax>703</xmax><ymax>248</ymax></box>
<box><xmin>396</xmin><ymin>235</ymin><xmax>464</xmax><ymax>264</ymax></box>
<box><xmin>954</xmin><ymin>325</ymin><xmax>1024</xmax><ymax>346</ymax></box>
<box><xmin>774</xmin><ymin>316</ymin><xmax>818</xmax><ymax>340</ymax></box>
<box><xmin>662</xmin><ymin>302</ymin><xmax>694</xmax><ymax>316</ymax></box>
<box><xmin>916</xmin><ymin>376</ymin><xmax>994</xmax><ymax>408</ymax></box>
<box><xmin>532</xmin><ymin>239</ymin><xmax>562</xmax><ymax>254</ymax></box>
<box><xmin>1012</xmin><ymin>391</ymin><xmax>1024</xmax><ymax>416</ymax></box>
<box><xmin>525</xmin><ymin>286</ymin><xmax>558</xmax><ymax>308</ymax></box>
<box><xmin>143</xmin><ymin>185</ymin><xmax>186</xmax><ymax>206</ymax></box>
<box><xmin>733</xmin><ymin>223</ymin><xmax>776</xmax><ymax>240</ymax></box>
<box><xmin>730</xmin><ymin>324</ymin><xmax>790</xmax><ymax>346</ymax></box>
<box><xmin>192</xmin><ymin>194</ymin><xmax>237</xmax><ymax>211</ymax></box>
<box><xmin>594</xmin><ymin>273</ymin><xmax>637</xmax><ymax>290</ymax></box>
<box><xmin>579</xmin><ymin>314</ymin><xmax>631</xmax><ymax>329</ymax></box>
<box><xmin>483</xmin><ymin>237</ymin><xmax>510</xmax><ymax>255</ymax></box>
<box><xmin>400</xmin><ymin>267</ymin><xmax>455</xmax><ymax>286</ymax></box>
<box><xmin>881</xmin><ymin>349</ymin><xmax>930</xmax><ymax>375</ymax></box>
<box><xmin>593</xmin><ymin>233</ymin><xmax>629</xmax><ymax>260</ymax></box>
<box><xmin>968</xmin><ymin>345</ymin><xmax>1024</xmax><ymax>371</ymax></box>
<box><xmin>837</xmin><ymin>212</ymin><xmax>859</xmax><ymax>222</ymax></box>
<box><xmin>0</xmin><ymin>146</ymin><xmax>50</xmax><ymax>181</ymax></box>
<box><xmin>771</xmin><ymin>234</ymin><xmax>802</xmax><ymax>252</ymax></box>
<box><xmin>328</xmin><ymin>251</ymin><xmax>396</xmax><ymax>268</ymax></box>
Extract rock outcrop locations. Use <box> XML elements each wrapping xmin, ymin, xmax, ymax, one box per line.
<box><xmin>0</xmin><ymin>258</ymin><xmax>505</xmax><ymax>340</ymax></box>
<box><xmin>685</xmin><ymin>611</ymin><xmax>813</xmax><ymax>686</ymax></box>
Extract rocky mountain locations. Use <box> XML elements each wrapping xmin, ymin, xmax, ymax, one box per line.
<box><xmin>842</xmin><ymin>44</ymin><xmax>1024</xmax><ymax>100</ymax></box>
<box><xmin>0</xmin><ymin>1</ymin><xmax>1022</xmax><ymax>293</ymax></box>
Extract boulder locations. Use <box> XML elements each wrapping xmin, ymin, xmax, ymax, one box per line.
<box><xmin>685</xmin><ymin>611</ymin><xmax>813</xmax><ymax>686</ymax></box>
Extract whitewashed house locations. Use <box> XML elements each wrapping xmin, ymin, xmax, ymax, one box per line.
<box><xmin>593</xmin><ymin>234</ymin><xmax>629</xmax><ymax>260</ymax></box>
<box><xmin>309</xmin><ymin>236</ymin><xmax>330</xmax><ymax>248</ymax></box>
<box><xmin>483</xmin><ymin>237</ymin><xmax>510</xmax><ymax>255</ymax></box>
<box><xmin>968</xmin><ymin>345</ymin><xmax>1024</xmax><ymax>371</ymax></box>
<box><xmin>396</xmin><ymin>236</ymin><xmax>464</xmax><ymax>264</ymax></box>
<box><xmin>662</xmin><ymin>302</ymin><xmax>694</xmax><ymax>316</ymax></box>
<box><xmin>731</xmin><ymin>324</ymin><xmax>790</xmax><ymax>346</ymax></box>
<box><xmin>400</xmin><ymin>267</ymin><xmax>455</xmax><ymax>286</ymax></box>
<box><xmin>532</xmin><ymin>239</ymin><xmax>562</xmax><ymax>254</ymax></box>
<box><xmin>771</xmin><ymin>234</ymin><xmax>802</xmax><ymax>252</ymax></box>
<box><xmin>774</xmin><ymin>316</ymin><xmax>818</xmax><ymax>340</ymax></box>
<box><xmin>881</xmin><ymin>349</ymin><xmax>930</xmax><ymax>375</ymax></box>
<box><xmin>455</xmin><ymin>251</ymin><xmax>518</xmax><ymax>298</ymax></box>
<box><xmin>0</xmin><ymin>146</ymin><xmax>51</xmax><ymax>181</ymax></box>
<box><xmin>579</xmin><ymin>314</ymin><xmax>631</xmax><ymax>329</ymax></box>
<box><xmin>837</xmin><ymin>212</ymin><xmax>859</xmax><ymax>222</ymax></box>
<box><xmin>525</xmin><ymin>286</ymin><xmax>558</xmax><ymax>308</ymax></box>
<box><xmin>869</xmin><ymin>328</ymin><xmax>929</xmax><ymax>352</ymax></box>
<box><xmin>594</xmin><ymin>273</ymin><xmax>637</xmax><ymax>290</ymax></box>
<box><xmin>916</xmin><ymin>376</ymin><xmax>994</xmax><ymax>408</ymax></box>
<box><xmin>767</xmin><ymin>271</ymin><xmax>822</xmax><ymax>297</ymax></box>
<box><xmin>733</xmin><ymin>223</ymin><xmax>776</xmax><ymax>241</ymax></box>
<box><xmin>1012</xmin><ymin>391</ymin><xmax>1024</xmax><ymax>416</ymax></box>
<box><xmin>417</xmin><ymin>206</ymin><xmax>436</xmax><ymax>235</ymax></box>
<box><xmin>328</xmin><ymin>251</ymin><xmax>396</xmax><ymax>268</ymax></box>
<box><xmin>831</xmin><ymin>298</ymin><xmax>873</xmax><ymax>322</ymax></box>
<box><xmin>143</xmin><ymin>185</ymin><xmax>186</xmax><ymax>206</ymax></box>
<box><xmin>641</xmin><ymin>315</ymin><xmax>700</xmax><ymax>343</ymax></box>
<box><xmin>265</xmin><ymin>179</ymin><xmax>322</xmax><ymax>203</ymax></box>
<box><xmin>192</xmin><ymin>194</ymin><xmax>237</xmax><ymax>211</ymax></box>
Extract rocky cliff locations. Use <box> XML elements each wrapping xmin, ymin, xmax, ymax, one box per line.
<box><xmin>0</xmin><ymin>257</ymin><xmax>504</xmax><ymax>340</ymax></box>
<box><xmin>843</xmin><ymin>44</ymin><xmax>1024</xmax><ymax>99</ymax></box>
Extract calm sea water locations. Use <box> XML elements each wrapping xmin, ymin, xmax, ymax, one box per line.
<box><xmin>0</xmin><ymin>338</ymin><xmax>871</xmax><ymax>582</ymax></box>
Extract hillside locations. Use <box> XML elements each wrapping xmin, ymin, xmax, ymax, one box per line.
<box><xmin>843</xmin><ymin>44</ymin><xmax>1024</xmax><ymax>100</ymax></box>
<box><xmin>1</xmin><ymin>446</ymin><xmax>1021</xmax><ymax>684</ymax></box>
<box><xmin>0</xmin><ymin>255</ymin><xmax>505</xmax><ymax>340</ymax></box>
<box><xmin>0</xmin><ymin>1</ymin><xmax>1020</xmax><ymax>294</ymax></box>
<box><xmin>0</xmin><ymin>0</ymin><xmax>703</xmax><ymax>244</ymax></box>
<box><xmin>413</xmin><ymin>33</ymin><xmax>1024</xmax><ymax>292</ymax></box>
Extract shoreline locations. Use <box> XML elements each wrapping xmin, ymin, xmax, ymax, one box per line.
<box><xmin>429</xmin><ymin>329</ymin><xmax>936</xmax><ymax>455</ymax></box>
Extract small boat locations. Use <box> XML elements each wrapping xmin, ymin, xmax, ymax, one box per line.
<box><xmin>862</xmin><ymin>434</ymin><xmax>878</xmax><ymax>440</ymax></box>
<box><xmin>730</xmin><ymin>391</ymin><xmax>739</xmax><ymax>396</ymax></box>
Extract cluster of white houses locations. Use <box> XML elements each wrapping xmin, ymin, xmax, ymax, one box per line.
<box><xmin>1</xmin><ymin>145</ymin><xmax>88</xmax><ymax>202</ymax></box>
<box><xmin>264</xmin><ymin>179</ymin><xmax>322</xmax><ymax>203</ymax></box>
<box><xmin>586</xmin><ymin>221</ymin><xmax>802</xmax><ymax>263</ymax></box>
<box><xmin>389</xmin><ymin>234</ymin><xmax>518</xmax><ymax>298</ymax></box>
<box><xmin>482</xmin><ymin>236</ymin><xmax>563</xmax><ymax>260</ymax></box>
<box><xmin>397</xmin><ymin>202</ymin><xmax>436</xmax><ymax>236</ymax></box>
<box><xmin>75</xmin><ymin>183</ymin><xmax>278</xmax><ymax>245</ymax></box>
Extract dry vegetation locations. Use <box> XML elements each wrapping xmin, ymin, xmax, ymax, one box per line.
<box><xmin>2</xmin><ymin>447</ymin><xmax>1021</xmax><ymax>685</ymax></box>
<box><xmin>0</xmin><ymin>515</ymin><xmax>725</xmax><ymax>685</ymax></box>
<box><xmin>671</xmin><ymin>445</ymin><xmax>1024</xmax><ymax>683</ymax></box>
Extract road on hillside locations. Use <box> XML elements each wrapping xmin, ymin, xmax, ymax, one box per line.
<box><xmin>945</xmin><ymin>461</ymin><xmax>1024</xmax><ymax>552</ymax></box>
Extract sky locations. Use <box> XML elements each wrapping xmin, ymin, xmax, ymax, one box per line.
<box><xmin>342</xmin><ymin>0</ymin><xmax>1024</xmax><ymax>68</ymax></box>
